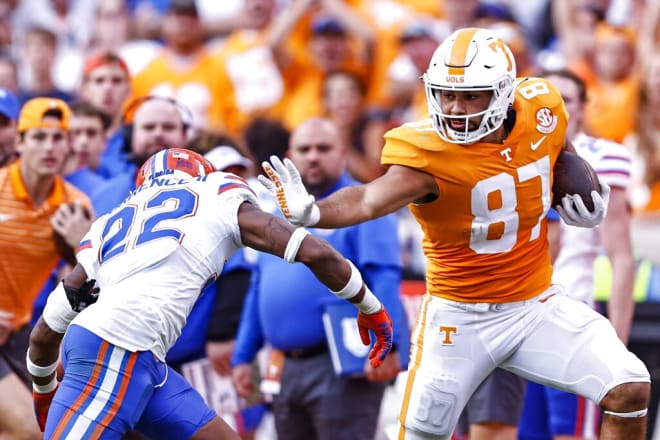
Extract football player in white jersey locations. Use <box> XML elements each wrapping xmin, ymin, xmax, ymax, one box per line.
<box><xmin>519</xmin><ymin>69</ymin><xmax>636</xmax><ymax>440</ymax></box>
<box><xmin>25</xmin><ymin>148</ymin><xmax>394</xmax><ymax>440</ymax></box>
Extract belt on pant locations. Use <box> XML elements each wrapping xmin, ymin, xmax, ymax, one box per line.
<box><xmin>283</xmin><ymin>341</ymin><xmax>328</xmax><ymax>359</ymax></box>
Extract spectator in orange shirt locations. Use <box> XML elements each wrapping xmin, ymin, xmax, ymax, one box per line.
<box><xmin>385</xmin><ymin>20</ymin><xmax>440</xmax><ymax>123</ymax></box>
<box><xmin>78</xmin><ymin>52</ymin><xmax>133</xmax><ymax>179</ymax></box>
<box><xmin>212</xmin><ymin>0</ymin><xmax>291</xmax><ymax>137</ymax></box>
<box><xmin>0</xmin><ymin>97</ymin><xmax>92</xmax><ymax>439</ymax></box>
<box><xmin>130</xmin><ymin>0</ymin><xmax>226</xmax><ymax>132</ymax></box>
<box><xmin>322</xmin><ymin>70</ymin><xmax>388</xmax><ymax>182</ymax></box>
<box><xmin>629</xmin><ymin>50</ymin><xmax>660</xmax><ymax>213</ymax></box>
<box><xmin>282</xmin><ymin>13</ymin><xmax>373</xmax><ymax>130</ymax></box>
<box><xmin>583</xmin><ymin>23</ymin><xmax>640</xmax><ymax>143</ymax></box>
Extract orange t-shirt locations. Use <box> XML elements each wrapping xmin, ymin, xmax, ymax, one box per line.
<box><xmin>131</xmin><ymin>48</ymin><xmax>227</xmax><ymax>132</ymax></box>
<box><xmin>214</xmin><ymin>30</ymin><xmax>293</xmax><ymax>136</ymax></box>
<box><xmin>0</xmin><ymin>162</ymin><xmax>90</xmax><ymax>328</ymax></box>
<box><xmin>381</xmin><ymin>78</ymin><xmax>568</xmax><ymax>302</ymax></box>
<box><xmin>584</xmin><ymin>76</ymin><xmax>640</xmax><ymax>143</ymax></box>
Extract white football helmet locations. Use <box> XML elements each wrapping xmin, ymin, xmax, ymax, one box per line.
<box><xmin>422</xmin><ymin>27</ymin><xmax>517</xmax><ymax>144</ymax></box>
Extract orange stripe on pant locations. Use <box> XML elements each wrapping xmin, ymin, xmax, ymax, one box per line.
<box><xmin>52</xmin><ymin>340</ymin><xmax>110</xmax><ymax>439</ymax></box>
<box><xmin>88</xmin><ymin>351</ymin><xmax>139</xmax><ymax>439</ymax></box>
<box><xmin>398</xmin><ymin>293</ymin><xmax>432</xmax><ymax>440</ymax></box>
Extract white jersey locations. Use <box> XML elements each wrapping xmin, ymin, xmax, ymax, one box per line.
<box><xmin>72</xmin><ymin>171</ymin><xmax>258</xmax><ymax>360</ymax></box>
<box><xmin>552</xmin><ymin>133</ymin><xmax>631</xmax><ymax>304</ymax></box>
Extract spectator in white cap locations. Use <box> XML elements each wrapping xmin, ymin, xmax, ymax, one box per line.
<box><xmin>204</xmin><ymin>145</ymin><xmax>254</xmax><ymax>178</ymax></box>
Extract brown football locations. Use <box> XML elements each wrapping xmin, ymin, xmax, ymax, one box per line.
<box><xmin>552</xmin><ymin>150</ymin><xmax>600</xmax><ymax>212</ymax></box>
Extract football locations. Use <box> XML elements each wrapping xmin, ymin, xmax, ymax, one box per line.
<box><xmin>552</xmin><ymin>150</ymin><xmax>601</xmax><ymax>212</ymax></box>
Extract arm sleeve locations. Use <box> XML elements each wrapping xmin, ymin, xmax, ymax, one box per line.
<box><xmin>230</xmin><ymin>267</ymin><xmax>266</xmax><ymax>366</ymax></box>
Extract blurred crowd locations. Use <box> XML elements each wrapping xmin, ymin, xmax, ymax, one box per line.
<box><xmin>0</xmin><ymin>0</ymin><xmax>657</xmax><ymax>220</ymax></box>
<box><xmin>0</xmin><ymin>0</ymin><xmax>659</xmax><ymax>439</ymax></box>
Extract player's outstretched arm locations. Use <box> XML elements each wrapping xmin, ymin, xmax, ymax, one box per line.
<box><xmin>259</xmin><ymin>156</ymin><xmax>437</xmax><ymax>228</ymax></box>
<box><xmin>237</xmin><ymin>202</ymin><xmax>393</xmax><ymax>367</ymax></box>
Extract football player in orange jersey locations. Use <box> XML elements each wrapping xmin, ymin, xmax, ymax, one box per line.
<box><xmin>259</xmin><ymin>27</ymin><xmax>651</xmax><ymax>440</ymax></box>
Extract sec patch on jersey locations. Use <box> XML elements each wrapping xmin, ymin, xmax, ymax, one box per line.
<box><xmin>552</xmin><ymin>150</ymin><xmax>600</xmax><ymax>212</ymax></box>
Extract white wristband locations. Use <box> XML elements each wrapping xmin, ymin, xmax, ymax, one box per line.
<box><xmin>604</xmin><ymin>408</ymin><xmax>648</xmax><ymax>418</ymax></box>
<box><xmin>283</xmin><ymin>228</ymin><xmax>310</xmax><ymax>263</ymax></box>
<box><xmin>33</xmin><ymin>376</ymin><xmax>58</xmax><ymax>394</ymax></box>
<box><xmin>330</xmin><ymin>260</ymin><xmax>363</xmax><ymax>299</ymax></box>
<box><xmin>330</xmin><ymin>260</ymin><xmax>382</xmax><ymax>314</ymax></box>
<box><xmin>357</xmin><ymin>285</ymin><xmax>383</xmax><ymax>314</ymax></box>
<box><xmin>26</xmin><ymin>350</ymin><xmax>58</xmax><ymax>378</ymax></box>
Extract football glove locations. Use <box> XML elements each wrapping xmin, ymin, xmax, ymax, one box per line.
<box><xmin>64</xmin><ymin>279</ymin><xmax>99</xmax><ymax>312</ymax></box>
<box><xmin>357</xmin><ymin>307</ymin><xmax>393</xmax><ymax>368</ymax></box>
<box><xmin>258</xmin><ymin>156</ymin><xmax>320</xmax><ymax>226</ymax></box>
<box><xmin>33</xmin><ymin>384</ymin><xmax>58</xmax><ymax>432</ymax></box>
<box><xmin>557</xmin><ymin>181</ymin><xmax>610</xmax><ymax>228</ymax></box>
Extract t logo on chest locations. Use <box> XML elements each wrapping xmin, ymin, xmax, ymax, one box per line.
<box><xmin>500</xmin><ymin>147</ymin><xmax>513</xmax><ymax>162</ymax></box>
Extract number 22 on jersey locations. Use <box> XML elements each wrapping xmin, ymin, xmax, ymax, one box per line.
<box><xmin>99</xmin><ymin>188</ymin><xmax>199</xmax><ymax>263</ymax></box>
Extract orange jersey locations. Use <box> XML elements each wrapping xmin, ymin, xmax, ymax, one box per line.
<box><xmin>382</xmin><ymin>78</ymin><xmax>568</xmax><ymax>302</ymax></box>
<box><xmin>281</xmin><ymin>57</ymin><xmax>369</xmax><ymax>130</ymax></box>
<box><xmin>0</xmin><ymin>162</ymin><xmax>90</xmax><ymax>328</ymax></box>
<box><xmin>584</xmin><ymin>77</ymin><xmax>639</xmax><ymax>143</ymax></box>
<box><xmin>131</xmin><ymin>48</ymin><xmax>227</xmax><ymax>132</ymax></box>
<box><xmin>214</xmin><ymin>30</ymin><xmax>295</xmax><ymax>136</ymax></box>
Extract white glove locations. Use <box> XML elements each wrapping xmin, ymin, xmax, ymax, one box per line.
<box><xmin>556</xmin><ymin>181</ymin><xmax>610</xmax><ymax>228</ymax></box>
<box><xmin>258</xmin><ymin>155</ymin><xmax>320</xmax><ymax>226</ymax></box>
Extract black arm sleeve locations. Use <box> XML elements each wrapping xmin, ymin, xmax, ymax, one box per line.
<box><xmin>206</xmin><ymin>269</ymin><xmax>252</xmax><ymax>342</ymax></box>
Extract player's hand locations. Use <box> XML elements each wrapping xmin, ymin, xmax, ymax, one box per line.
<box><xmin>557</xmin><ymin>181</ymin><xmax>610</xmax><ymax>228</ymax></box>
<box><xmin>258</xmin><ymin>156</ymin><xmax>320</xmax><ymax>226</ymax></box>
<box><xmin>364</xmin><ymin>350</ymin><xmax>401</xmax><ymax>382</ymax></box>
<box><xmin>231</xmin><ymin>363</ymin><xmax>254</xmax><ymax>398</ymax></box>
<box><xmin>63</xmin><ymin>279</ymin><xmax>99</xmax><ymax>312</ymax></box>
<box><xmin>206</xmin><ymin>340</ymin><xmax>234</xmax><ymax>376</ymax></box>
<box><xmin>33</xmin><ymin>384</ymin><xmax>58</xmax><ymax>432</ymax></box>
<box><xmin>357</xmin><ymin>307</ymin><xmax>393</xmax><ymax>368</ymax></box>
<box><xmin>50</xmin><ymin>201</ymin><xmax>94</xmax><ymax>248</ymax></box>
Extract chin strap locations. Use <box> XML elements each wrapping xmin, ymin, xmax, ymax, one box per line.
<box><xmin>603</xmin><ymin>408</ymin><xmax>648</xmax><ymax>418</ymax></box>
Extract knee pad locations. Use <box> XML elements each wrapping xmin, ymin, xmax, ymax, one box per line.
<box><xmin>403</xmin><ymin>374</ymin><xmax>461</xmax><ymax>438</ymax></box>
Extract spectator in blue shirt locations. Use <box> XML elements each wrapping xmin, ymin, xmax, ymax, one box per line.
<box><xmin>231</xmin><ymin>117</ymin><xmax>407</xmax><ymax>440</ymax></box>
